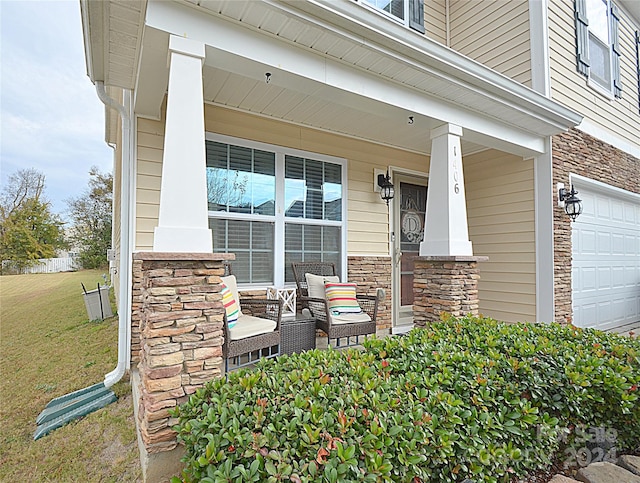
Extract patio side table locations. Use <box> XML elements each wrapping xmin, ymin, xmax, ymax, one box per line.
<box><xmin>267</xmin><ymin>286</ymin><xmax>296</xmax><ymax>318</ymax></box>
<box><xmin>281</xmin><ymin>315</ymin><xmax>316</xmax><ymax>355</ymax></box>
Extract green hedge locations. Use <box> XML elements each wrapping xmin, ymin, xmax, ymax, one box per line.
<box><xmin>171</xmin><ymin>317</ymin><xmax>640</xmax><ymax>483</ymax></box>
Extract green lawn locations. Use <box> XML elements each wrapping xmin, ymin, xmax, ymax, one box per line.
<box><xmin>0</xmin><ymin>270</ymin><xmax>141</xmax><ymax>482</ymax></box>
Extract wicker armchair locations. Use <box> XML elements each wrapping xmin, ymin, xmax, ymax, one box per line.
<box><xmin>221</xmin><ymin>274</ymin><xmax>282</xmax><ymax>372</ymax></box>
<box><xmin>292</xmin><ymin>262</ymin><xmax>378</xmax><ymax>346</ymax></box>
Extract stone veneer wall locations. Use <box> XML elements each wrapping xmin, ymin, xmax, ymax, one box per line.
<box><xmin>348</xmin><ymin>256</ymin><xmax>392</xmax><ymax>329</ymax></box>
<box><xmin>132</xmin><ymin>252</ymin><xmax>233</xmax><ymax>454</ymax></box>
<box><xmin>131</xmin><ymin>261</ymin><xmax>143</xmax><ymax>364</ymax></box>
<box><xmin>413</xmin><ymin>256</ymin><xmax>487</xmax><ymax>326</ymax></box>
<box><xmin>552</xmin><ymin>129</ymin><xmax>640</xmax><ymax>324</ymax></box>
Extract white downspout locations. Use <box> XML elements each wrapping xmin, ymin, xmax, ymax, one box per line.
<box><xmin>95</xmin><ymin>81</ymin><xmax>133</xmax><ymax>388</ymax></box>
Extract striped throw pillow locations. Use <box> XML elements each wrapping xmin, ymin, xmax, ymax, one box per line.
<box><xmin>324</xmin><ymin>282</ymin><xmax>362</xmax><ymax>315</ymax></box>
<box><xmin>221</xmin><ymin>282</ymin><xmax>239</xmax><ymax>328</ymax></box>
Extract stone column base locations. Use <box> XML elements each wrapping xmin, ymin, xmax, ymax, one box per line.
<box><xmin>132</xmin><ymin>251</ymin><xmax>233</xmax><ymax>479</ymax></box>
<box><xmin>413</xmin><ymin>256</ymin><xmax>488</xmax><ymax>327</ymax></box>
<box><xmin>132</xmin><ymin>370</ymin><xmax>184</xmax><ymax>483</ymax></box>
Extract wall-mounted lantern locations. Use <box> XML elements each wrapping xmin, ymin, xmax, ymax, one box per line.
<box><xmin>377</xmin><ymin>170</ymin><xmax>394</xmax><ymax>205</ymax></box>
<box><xmin>558</xmin><ymin>183</ymin><xmax>583</xmax><ymax>221</ymax></box>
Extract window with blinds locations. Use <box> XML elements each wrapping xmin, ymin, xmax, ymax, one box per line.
<box><xmin>206</xmin><ymin>137</ymin><xmax>346</xmax><ymax>286</ymax></box>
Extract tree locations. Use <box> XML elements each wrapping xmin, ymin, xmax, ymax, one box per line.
<box><xmin>66</xmin><ymin>167</ymin><xmax>113</xmax><ymax>269</ymax></box>
<box><xmin>0</xmin><ymin>169</ymin><xmax>66</xmax><ymax>273</ymax></box>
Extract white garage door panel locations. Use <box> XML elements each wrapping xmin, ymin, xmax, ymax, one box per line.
<box><xmin>572</xmin><ymin>182</ymin><xmax>640</xmax><ymax>331</ymax></box>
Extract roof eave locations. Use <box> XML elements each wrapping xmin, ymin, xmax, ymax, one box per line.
<box><xmin>279</xmin><ymin>0</ymin><xmax>583</xmax><ymax>133</ymax></box>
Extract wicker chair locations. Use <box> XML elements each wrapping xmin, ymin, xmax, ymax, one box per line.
<box><xmin>292</xmin><ymin>262</ymin><xmax>378</xmax><ymax>347</ymax></box>
<box><xmin>221</xmin><ymin>274</ymin><xmax>282</xmax><ymax>372</ymax></box>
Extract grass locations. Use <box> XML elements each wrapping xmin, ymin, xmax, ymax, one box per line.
<box><xmin>0</xmin><ymin>270</ymin><xmax>141</xmax><ymax>482</ymax></box>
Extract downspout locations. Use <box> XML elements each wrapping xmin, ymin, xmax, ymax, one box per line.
<box><xmin>95</xmin><ymin>81</ymin><xmax>133</xmax><ymax>388</ymax></box>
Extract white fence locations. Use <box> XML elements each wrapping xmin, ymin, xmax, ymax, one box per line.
<box><xmin>2</xmin><ymin>257</ymin><xmax>80</xmax><ymax>274</ymax></box>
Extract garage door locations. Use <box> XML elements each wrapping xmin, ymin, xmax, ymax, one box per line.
<box><xmin>572</xmin><ymin>180</ymin><xmax>640</xmax><ymax>331</ymax></box>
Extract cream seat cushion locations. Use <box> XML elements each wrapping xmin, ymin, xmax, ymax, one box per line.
<box><xmin>304</xmin><ymin>273</ymin><xmax>370</xmax><ymax>325</ymax></box>
<box><xmin>228</xmin><ymin>314</ymin><xmax>277</xmax><ymax>341</ymax></box>
<box><xmin>331</xmin><ymin>312</ymin><xmax>372</xmax><ymax>325</ymax></box>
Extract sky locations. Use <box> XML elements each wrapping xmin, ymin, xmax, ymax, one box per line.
<box><xmin>1</xmin><ymin>0</ymin><xmax>113</xmax><ymax>219</ymax></box>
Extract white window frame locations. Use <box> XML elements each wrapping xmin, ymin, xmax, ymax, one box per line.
<box><xmin>361</xmin><ymin>0</ymin><xmax>408</xmax><ymax>26</ymax></box>
<box><xmin>575</xmin><ymin>0</ymin><xmax>622</xmax><ymax>101</ymax></box>
<box><xmin>206</xmin><ymin>132</ymin><xmax>348</xmax><ymax>288</ymax></box>
<box><xmin>585</xmin><ymin>0</ymin><xmax>615</xmax><ymax>97</ymax></box>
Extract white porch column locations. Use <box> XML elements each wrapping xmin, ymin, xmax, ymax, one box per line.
<box><xmin>420</xmin><ymin>124</ymin><xmax>473</xmax><ymax>256</ymax></box>
<box><xmin>153</xmin><ymin>36</ymin><xmax>212</xmax><ymax>253</ymax></box>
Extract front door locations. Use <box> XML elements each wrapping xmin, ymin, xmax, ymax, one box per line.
<box><xmin>392</xmin><ymin>178</ymin><xmax>428</xmax><ymax>331</ymax></box>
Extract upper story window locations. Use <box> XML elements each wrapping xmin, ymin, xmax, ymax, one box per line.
<box><xmin>364</xmin><ymin>0</ymin><xmax>405</xmax><ymax>22</ymax></box>
<box><xmin>361</xmin><ymin>0</ymin><xmax>425</xmax><ymax>34</ymax></box>
<box><xmin>575</xmin><ymin>0</ymin><xmax>622</xmax><ymax>98</ymax></box>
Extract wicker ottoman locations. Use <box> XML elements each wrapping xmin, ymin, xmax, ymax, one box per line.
<box><xmin>281</xmin><ymin>316</ymin><xmax>317</xmax><ymax>355</ymax></box>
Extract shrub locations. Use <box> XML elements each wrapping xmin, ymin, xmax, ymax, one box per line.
<box><xmin>171</xmin><ymin>317</ymin><xmax>640</xmax><ymax>483</ymax></box>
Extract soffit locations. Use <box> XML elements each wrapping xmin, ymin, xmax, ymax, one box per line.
<box><xmin>80</xmin><ymin>0</ymin><xmax>147</xmax><ymax>89</ymax></box>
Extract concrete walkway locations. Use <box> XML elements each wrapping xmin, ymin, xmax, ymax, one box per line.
<box><xmin>606</xmin><ymin>320</ymin><xmax>640</xmax><ymax>338</ymax></box>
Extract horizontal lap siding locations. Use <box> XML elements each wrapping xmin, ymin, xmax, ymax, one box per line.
<box><xmin>134</xmin><ymin>104</ymin><xmax>426</xmax><ymax>255</ymax></box>
<box><xmin>449</xmin><ymin>0</ymin><xmax>532</xmax><ymax>86</ymax></box>
<box><xmin>548</xmin><ymin>0</ymin><xmax>640</xmax><ymax>146</ymax></box>
<box><xmin>465</xmin><ymin>150</ymin><xmax>536</xmax><ymax>322</ymax></box>
<box><xmin>135</xmin><ymin>118</ymin><xmax>164</xmax><ymax>251</ymax></box>
<box><xmin>425</xmin><ymin>0</ymin><xmax>447</xmax><ymax>45</ymax></box>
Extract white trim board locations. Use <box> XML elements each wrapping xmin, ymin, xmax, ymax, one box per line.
<box><xmin>570</xmin><ymin>174</ymin><xmax>640</xmax><ymax>202</ymax></box>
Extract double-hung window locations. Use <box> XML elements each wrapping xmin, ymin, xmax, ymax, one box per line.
<box><xmin>362</xmin><ymin>0</ymin><xmax>425</xmax><ymax>34</ymax></box>
<box><xmin>206</xmin><ymin>134</ymin><xmax>346</xmax><ymax>286</ymax></box>
<box><xmin>575</xmin><ymin>0</ymin><xmax>622</xmax><ymax>97</ymax></box>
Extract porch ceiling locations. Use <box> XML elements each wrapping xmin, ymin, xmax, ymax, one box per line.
<box><xmin>137</xmin><ymin>26</ymin><xmax>486</xmax><ymax>156</ymax></box>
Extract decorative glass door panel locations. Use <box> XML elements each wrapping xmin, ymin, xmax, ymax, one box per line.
<box><xmin>398</xmin><ymin>182</ymin><xmax>427</xmax><ymax>309</ymax></box>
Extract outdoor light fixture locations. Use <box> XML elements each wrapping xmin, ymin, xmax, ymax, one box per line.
<box><xmin>558</xmin><ymin>183</ymin><xmax>583</xmax><ymax>221</ymax></box>
<box><xmin>377</xmin><ymin>170</ymin><xmax>394</xmax><ymax>205</ymax></box>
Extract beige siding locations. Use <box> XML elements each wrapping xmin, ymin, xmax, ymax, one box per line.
<box><xmin>425</xmin><ymin>0</ymin><xmax>447</xmax><ymax>44</ymax></box>
<box><xmin>449</xmin><ymin>0</ymin><xmax>532</xmax><ymax>87</ymax></box>
<box><xmin>548</xmin><ymin>0</ymin><xmax>640</xmax><ymax>146</ymax></box>
<box><xmin>465</xmin><ymin>149</ymin><xmax>536</xmax><ymax>322</ymax></box>
<box><xmin>135</xmin><ymin>103</ymin><xmax>426</xmax><ymax>255</ymax></box>
<box><xmin>135</xmin><ymin>117</ymin><xmax>164</xmax><ymax>251</ymax></box>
